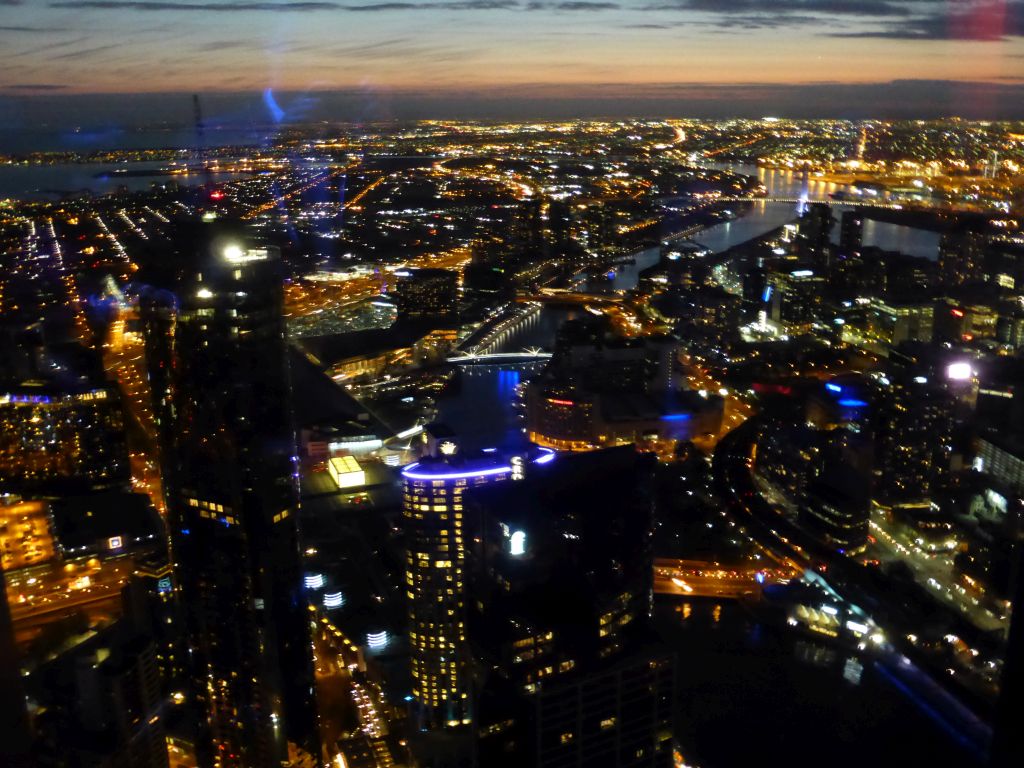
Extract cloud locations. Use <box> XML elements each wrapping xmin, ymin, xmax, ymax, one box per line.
<box><xmin>347</xmin><ymin>1</ymin><xmax>516</xmax><ymax>9</ymax></box>
<box><xmin>49</xmin><ymin>1</ymin><xmax>342</xmax><ymax>9</ymax></box>
<box><xmin>830</xmin><ymin>1</ymin><xmax>1024</xmax><ymax>40</ymax></box>
<box><xmin>526</xmin><ymin>1</ymin><xmax>619</xmax><ymax>8</ymax></box>
<box><xmin>0</xmin><ymin>25</ymin><xmax>68</xmax><ymax>31</ymax></box>
<box><xmin>51</xmin><ymin>43</ymin><xmax>121</xmax><ymax>59</ymax></box>
<box><xmin>639</xmin><ymin>0</ymin><xmax>1024</xmax><ymax>41</ymax></box>
<box><xmin>194</xmin><ymin>40</ymin><xmax>251</xmax><ymax>51</ymax></box>
<box><xmin>644</xmin><ymin>0</ymin><xmax>914</xmax><ymax>16</ymax></box>
<box><xmin>0</xmin><ymin>35</ymin><xmax>94</xmax><ymax>58</ymax></box>
<box><xmin>1</xmin><ymin>83</ymin><xmax>70</xmax><ymax>90</ymax></box>
<box><xmin>48</xmin><ymin>0</ymin><xmax>615</xmax><ymax>10</ymax></box>
<box><xmin>48</xmin><ymin>0</ymin><xmax>522</xmax><ymax>9</ymax></box>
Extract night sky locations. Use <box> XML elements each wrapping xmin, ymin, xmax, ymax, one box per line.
<box><xmin>2</xmin><ymin>0</ymin><xmax>1024</xmax><ymax>122</ymax></box>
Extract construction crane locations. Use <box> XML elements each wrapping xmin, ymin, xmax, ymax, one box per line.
<box><xmin>193</xmin><ymin>94</ymin><xmax>213</xmax><ymax>186</ymax></box>
<box><xmin>192</xmin><ymin>94</ymin><xmax>225</xmax><ymax>207</ymax></box>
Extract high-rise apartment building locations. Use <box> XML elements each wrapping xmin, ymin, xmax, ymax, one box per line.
<box><xmin>938</xmin><ymin>225</ymin><xmax>987</xmax><ymax>288</ymax></box>
<box><xmin>393</xmin><ymin>268</ymin><xmax>458</xmax><ymax>321</ymax></box>
<box><xmin>874</xmin><ymin>373</ymin><xmax>953</xmax><ymax>506</ymax></box>
<box><xmin>139</xmin><ymin>220</ymin><xmax>319</xmax><ymax>768</ymax></box>
<box><xmin>401</xmin><ymin>425</ymin><xmax>554</xmax><ymax>736</ymax></box>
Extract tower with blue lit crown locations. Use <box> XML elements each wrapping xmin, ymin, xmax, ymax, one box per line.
<box><xmin>402</xmin><ymin>424</ymin><xmax>553</xmax><ymax>742</ymax></box>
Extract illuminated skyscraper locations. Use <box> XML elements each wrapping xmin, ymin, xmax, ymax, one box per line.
<box><xmin>401</xmin><ymin>425</ymin><xmax>552</xmax><ymax>735</ymax></box>
<box><xmin>139</xmin><ymin>220</ymin><xmax>319</xmax><ymax>768</ymax></box>
<box><xmin>874</xmin><ymin>373</ymin><xmax>953</xmax><ymax>507</ymax></box>
<box><xmin>937</xmin><ymin>224</ymin><xmax>987</xmax><ymax>288</ymax></box>
<box><xmin>393</xmin><ymin>268</ymin><xmax>458</xmax><ymax>321</ymax></box>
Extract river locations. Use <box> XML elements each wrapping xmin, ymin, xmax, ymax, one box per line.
<box><xmin>0</xmin><ymin>161</ymin><xmax>248</xmax><ymax>201</ymax></box>
<box><xmin>699</xmin><ymin>162</ymin><xmax>942</xmax><ymax>260</ymax></box>
<box><xmin>437</xmin><ymin>162</ymin><xmax>943</xmax><ymax>444</ymax></box>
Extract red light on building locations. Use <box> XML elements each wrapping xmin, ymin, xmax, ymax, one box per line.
<box><xmin>950</xmin><ymin>308</ymin><xmax>964</xmax><ymax>318</ymax></box>
<box><xmin>547</xmin><ymin>398</ymin><xmax>575</xmax><ymax>406</ymax></box>
<box><xmin>209</xmin><ymin>189</ymin><xmax>225</xmax><ymax>201</ymax></box>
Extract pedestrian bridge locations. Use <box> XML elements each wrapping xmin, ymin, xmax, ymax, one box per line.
<box><xmin>446</xmin><ymin>351</ymin><xmax>553</xmax><ymax>364</ymax></box>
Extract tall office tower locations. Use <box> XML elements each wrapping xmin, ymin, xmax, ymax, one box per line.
<box><xmin>401</xmin><ymin>425</ymin><xmax>553</xmax><ymax>741</ymax></box>
<box><xmin>794</xmin><ymin>203</ymin><xmax>833</xmax><ymax>265</ymax></box>
<box><xmin>938</xmin><ymin>224</ymin><xmax>987</xmax><ymax>288</ymax></box>
<box><xmin>838</xmin><ymin>210</ymin><xmax>863</xmax><ymax>260</ymax></box>
<box><xmin>394</xmin><ymin>268</ymin><xmax>459</xmax><ymax>321</ymax></box>
<box><xmin>466</xmin><ymin>447</ymin><xmax>675</xmax><ymax>768</ymax></box>
<box><xmin>139</xmin><ymin>220</ymin><xmax>319</xmax><ymax>768</ymax></box>
<box><xmin>873</xmin><ymin>373</ymin><xmax>953</xmax><ymax>507</ymax></box>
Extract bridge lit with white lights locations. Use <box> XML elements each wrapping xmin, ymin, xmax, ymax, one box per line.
<box><xmin>446</xmin><ymin>351</ymin><xmax>552</xmax><ymax>364</ymax></box>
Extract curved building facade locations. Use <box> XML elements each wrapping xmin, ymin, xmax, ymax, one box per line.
<box><xmin>401</xmin><ymin>428</ymin><xmax>553</xmax><ymax>732</ymax></box>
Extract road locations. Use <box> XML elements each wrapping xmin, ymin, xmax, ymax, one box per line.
<box><xmin>866</xmin><ymin>513</ymin><xmax>1007</xmax><ymax>634</ymax></box>
<box><xmin>654</xmin><ymin>558</ymin><xmax>797</xmax><ymax>599</ymax></box>
<box><xmin>9</xmin><ymin>557</ymin><xmax>133</xmax><ymax>646</ymax></box>
<box><xmin>711</xmin><ymin>421</ymin><xmax>992</xmax><ymax>759</ymax></box>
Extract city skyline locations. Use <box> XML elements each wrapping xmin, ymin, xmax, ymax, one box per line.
<box><xmin>2</xmin><ymin>35</ymin><xmax>1024</xmax><ymax>760</ymax></box>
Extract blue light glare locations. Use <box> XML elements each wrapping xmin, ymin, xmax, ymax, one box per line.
<box><xmin>663</xmin><ymin>413</ymin><xmax>692</xmax><ymax>421</ymax></box>
<box><xmin>838</xmin><ymin>398</ymin><xmax>868</xmax><ymax>408</ymax></box>
<box><xmin>825</xmin><ymin>382</ymin><xmax>843</xmax><ymax>394</ymax></box>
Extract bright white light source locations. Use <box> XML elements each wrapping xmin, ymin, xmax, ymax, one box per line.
<box><xmin>304</xmin><ymin>573</ymin><xmax>325</xmax><ymax>590</ymax></box>
<box><xmin>223</xmin><ymin>244</ymin><xmax>244</xmax><ymax>262</ymax></box>
<box><xmin>196</xmin><ymin>287</ymin><xmax>214</xmax><ymax>299</ymax></box>
<box><xmin>510</xmin><ymin>530</ymin><xmax>526</xmax><ymax>556</ymax></box>
<box><xmin>947</xmin><ymin>362</ymin><xmax>973</xmax><ymax>381</ymax></box>
<box><xmin>323</xmin><ymin>592</ymin><xmax>344</xmax><ymax>609</ymax></box>
<box><xmin>329</xmin><ymin>455</ymin><xmax>365</xmax><ymax>489</ymax></box>
<box><xmin>367</xmin><ymin>631</ymin><xmax>389</xmax><ymax>649</ymax></box>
